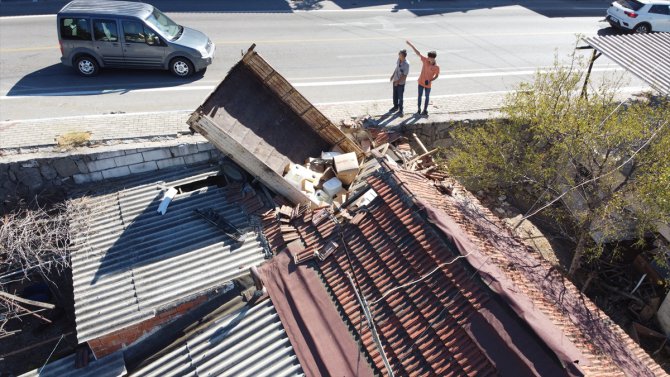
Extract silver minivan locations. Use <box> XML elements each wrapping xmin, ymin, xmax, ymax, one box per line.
<box><xmin>57</xmin><ymin>0</ymin><xmax>215</xmax><ymax>77</ymax></box>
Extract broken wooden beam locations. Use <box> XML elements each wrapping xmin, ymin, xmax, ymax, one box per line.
<box><xmin>0</xmin><ymin>290</ymin><xmax>55</xmax><ymax>310</ymax></box>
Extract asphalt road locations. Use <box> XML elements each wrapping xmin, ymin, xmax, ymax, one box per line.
<box><xmin>0</xmin><ymin>0</ymin><xmax>643</xmax><ymax>121</ymax></box>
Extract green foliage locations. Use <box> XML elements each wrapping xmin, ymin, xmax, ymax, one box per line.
<box><xmin>444</xmin><ymin>51</ymin><xmax>670</xmax><ymax>271</ymax></box>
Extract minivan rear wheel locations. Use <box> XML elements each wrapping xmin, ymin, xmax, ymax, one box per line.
<box><xmin>170</xmin><ymin>57</ymin><xmax>194</xmax><ymax>77</ymax></box>
<box><xmin>75</xmin><ymin>55</ymin><xmax>99</xmax><ymax>76</ymax></box>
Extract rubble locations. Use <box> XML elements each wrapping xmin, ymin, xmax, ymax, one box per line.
<box><xmin>272</xmin><ymin>111</ymin><xmax>440</xmax><ymax>213</ymax></box>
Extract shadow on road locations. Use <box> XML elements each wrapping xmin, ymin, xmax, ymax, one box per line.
<box><xmin>0</xmin><ymin>0</ymin><xmax>608</xmax><ymax>18</ymax></box>
<box><xmin>597</xmin><ymin>26</ymin><xmax>626</xmax><ymax>36</ymax></box>
<box><xmin>6</xmin><ymin>64</ymin><xmax>204</xmax><ymax>97</ymax></box>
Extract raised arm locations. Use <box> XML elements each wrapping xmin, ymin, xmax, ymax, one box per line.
<box><xmin>406</xmin><ymin>40</ymin><xmax>422</xmax><ymax>58</ymax></box>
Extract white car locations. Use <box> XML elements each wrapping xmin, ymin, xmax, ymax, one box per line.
<box><xmin>606</xmin><ymin>0</ymin><xmax>670</xmax><ymax>33</ymax></box>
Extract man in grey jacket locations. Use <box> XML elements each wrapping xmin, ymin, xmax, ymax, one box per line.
<box><xmin>390</xmin><ymin>49</ymin><xmax>410</xmax><ymax>117</ymax></box>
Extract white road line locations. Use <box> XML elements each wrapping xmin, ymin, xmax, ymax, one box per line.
<box><xmin>314</xmin><ymin>85</ymin><xmax>650</xmax><ymax>106</ymax></box>
<box><xmin>0</xmin><ymin>4</ymin><xmax>606</xmax><ymax>20</ymax></box>
<box><xmin>0</xmin><ymin>85</ymin><xmax>216</xmax><ymax>99</ymax></box>
<box><xmin>0</xmin><ymin>109</ymin><xmax>192</xmax><ymax>123</ymax></box>
<box><xmin>293</xmin><ymin>67</ymin><xmax>623</xmax><ymax>87</ymax></box>
<box><xmin>0</xmin><ymin>14</ymin><xmax>55</xmax><ymax>20</ymax></box>
<box><xmin>2</xmin><ymin>86</ymin><xmax>649</xmax><ymax>122</ymax></box>
<box><xmin>0</xmin><ymin>67</ymin><xmax>625</xmax><ymax>99</ymax></box>
<box><xmin>314</xmin><ymin>90</ymin><xmax>514</xmax><ymax>106</ymax></box>
<box><xmin>336</xmin><ymin>50</ymin><xmax>465</xmax><ymax>59</ymax></box>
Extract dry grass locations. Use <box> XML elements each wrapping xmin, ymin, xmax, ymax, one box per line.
<box><xmin>56</xmin><ymin>131</ymin><xmax>91</xmax><ymax>150</ymax></box>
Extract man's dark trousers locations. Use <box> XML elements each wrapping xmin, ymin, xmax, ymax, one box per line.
<box><xmin>393</xmin><ymin>84</ymin><xmax>405</xmax><ymax>112</ymax></box>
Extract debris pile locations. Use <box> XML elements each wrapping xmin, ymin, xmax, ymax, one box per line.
<box><xmin>280</xmin><ymin>120</ymin><xmax>440</xmax><ymax>211</ymax></box>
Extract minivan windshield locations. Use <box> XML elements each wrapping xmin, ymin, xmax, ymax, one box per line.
<box><xmin>145</xmin><ymin>8</ymin><xmax>181</xmax><ymax>40</ymax></box>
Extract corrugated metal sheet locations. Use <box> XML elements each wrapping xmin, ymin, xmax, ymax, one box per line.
<box><xmin>584</xmin><ymin>33</ymin><xmax>670</xmax><ymax>94</ymax></box>
<box><xmin>131</xmin><ymin>299</ymin><xmax>304</xmax><ymax>377</ymax></box>
<box><xmin>69</xmin><ymin>167</ymin><xmax>269</xmax><ymax>343</ymax></box>
<box><xmin>19</xmin><ymin>351</ymin><xmax>126</xmax><ymax>377</ymax></box>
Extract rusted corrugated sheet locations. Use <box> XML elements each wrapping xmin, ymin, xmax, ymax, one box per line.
<box><xmin>68</xmin><ymin>166</ymin><xmax>270</xmax><ymax>344</ymax></box>
<box><xmin>277</xmin><ymin>159</ymin><xmax>668</xmax><ymax>376</ymax></box>
<box><xmin>584</xmin><ymin>33</ymin><xmax>670</xmax><ymax>94</ymax></box>
<box><xmin>387</xmin><ymin>164</ymin><xmax>665</xmax><ymax>376</ymax></box>
<box><xmin>285</xmin><ymin>173</ymin><xmax>569</xmax><ymax>375</ymax></box>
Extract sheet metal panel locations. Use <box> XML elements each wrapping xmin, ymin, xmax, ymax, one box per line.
<box><xmin>584</xmin><ymin>33</ymin><xmax>670</xmax><ymax>94</ymax></box>
<box><xmin>69</xmin><ymin>167</ymin><xmax>269</xmax><ymax>343</ymax></box>
<box><xmin>19</xmin><ymin>352</ymin><xmax>126</xmax><ymax>377</ymax></box>
<box><xmin>131</xmin><ymin>299</ymin><xmax>304</xmax><ymax>377</ymax></box>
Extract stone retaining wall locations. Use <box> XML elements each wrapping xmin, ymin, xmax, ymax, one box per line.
<box><xmin>402</xmin><ymin>119</ymin><xmax>490</xmax><ymax>150</ymax></box>
<box><xmin>1</xmin><ymin>140</ymin><xmax>222</xmax><ymax>211</ymax></box>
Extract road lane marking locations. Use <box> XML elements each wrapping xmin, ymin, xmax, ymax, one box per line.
<box><xmin>293</xmin><ymin>67</ymin><xmax>622</xmax><ymax>87</ymax></box>
<box><xmin>314</xmin><ymin>85</ymin><xmax>649</xmax><ymax>105</ymax></box>
<box><xmin>0</xmin><ymin>67</ymin><xmax>624</xmax><ymax>99</ymax></box>
<box><xmin>2</xmin><ymin>86</ymin><xmax>648</xmax><ymax>122</ymax></box>
<box><xmin>0</xmin><ymin>14</ymin><xmax>55</xmax><ymax>20</ymax></box>
<box><xmin>0</xmin><ymin>45</ymin><xmax>59</xmax><ymax>53</ymax></box>
<box><xmin>5</xmin><ymin>63</ymin><xmax>618</xmax><ymax>94</ymax></box>
<box><xmin>213</xmin><ymin>31</ymin><xmax>596</xmax><ymax>46</ymax></box>
<box><xmin>0</xmin><ymin>109</ymin><xmax>192</xmax><ymax>123</ymax></box>
<box><xmin>0</xmin><ymin>30</ymin><xmax>596</xmax><ymax>53</ymax></box>
<box><xmin>0</xmin><ymin>6</ymin><xmax>608</xmax><ymax>19</ymax></box>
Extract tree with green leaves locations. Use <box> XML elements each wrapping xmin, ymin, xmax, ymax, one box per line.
<box><xmin>444</xmin><ymin>52</ymin><xmax>670</xmax><ymax>276</ymax></box>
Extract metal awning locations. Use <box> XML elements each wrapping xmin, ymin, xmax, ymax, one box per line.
<box><xmin>583</xmin><ymin>33</ymin><xmax>670</xmax><ymax>94</ymax></box>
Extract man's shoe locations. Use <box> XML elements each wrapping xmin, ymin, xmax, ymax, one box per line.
<box><xmin>416</xmin><ymin>109</ymin><xmax>421</xmax><ymax>115</ymax></box>
<box><xmin>389</xmin><ymin>106</ymin><xmax>398</xmax><ymax>113</ymax></box>
<box><xmin>421</xmin><ymin>110</ymin><xmax>428</xmax><ymax>116</ymax></box>
<box><xmin>398</xmin><ymin>111</ymin><xmax>404</xmax><ymax>117</ymax></box>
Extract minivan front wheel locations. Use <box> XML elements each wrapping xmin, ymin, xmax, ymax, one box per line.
<box><xmin>75</xmin><ymin>55</ymin><xmax>99</xmax><ymax>76</ymax></box>
<box><xmin>170</xmin><ymin>57</ymin><xmax>194</xmax><ymax>77</ymax></box>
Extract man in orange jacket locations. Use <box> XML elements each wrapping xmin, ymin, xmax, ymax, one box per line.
<box><xmin>406</xmin><ymin>40</ymin><xmax>440</xmax><ymax>116</ymax></box>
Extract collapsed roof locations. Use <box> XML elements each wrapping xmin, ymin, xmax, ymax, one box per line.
<box><xmin>45</xmin><ymin>44</ymin><xmax>667</xmax><ymax>377</ymax></box>
<box><xmin>266</xmin><ymin>159</ymin><xmax>664</xmax><ymax>376</ymax></box>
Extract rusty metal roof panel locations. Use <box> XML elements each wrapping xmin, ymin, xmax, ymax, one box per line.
<box><xmin>305</xmin><ymin>184</ymin><xmax>499</xmax><ymax>376</ymax></box>
<box><xmin>130</xmin><ymin>299</ymin><xmax>304</xmax><ymax>377</ymax></box>
<box><xmin>69</xmin><ymin>167</ymin><xmax>270</xmax><ymax>343</ymax></box>
<box><xmin>387</xmin><ymin>166</ymin><xmax>666</xmax><ymax>376</ymax></box>
<box><xmin>19</xmin><ymin>351</ymin><xmax>126</xmax><ymax>377</ymax></box>
<box><xmin>584</xmin><ymin>33</ymin><xmax>670</xmax><ymax>94</ymax></box>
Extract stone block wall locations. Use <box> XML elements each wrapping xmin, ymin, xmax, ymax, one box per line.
<box><xmin>402</xmin><ymin>119</ymin><xmax>490</xmax><ymax>150</ymax></box>
<box><xmin>1</xmin><ymin>140</ymin><xmax>221</xmax><ymax>211</ymax></box>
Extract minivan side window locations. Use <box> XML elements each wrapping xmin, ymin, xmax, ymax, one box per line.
<box><xmin>649</xmin><ymin>4</ymin><xmax>670</xmax><ymax>14</ymax></box>
<box><xmin>60</xmin><ymin>18</ymin><xmax>92</xmax><ymax>41</ymax></box>
<box><xmin>122</xmin><ymin>21</ymin><xmax>147</xmax><ymax>43</ymax></box>
<box><xmin>122</xmin><ymin>21</ymin><xmax>161</xmax><ymax>45</ymax></box>
<box><xmin>93</xmin><ymin>20</ymin><xmax>119</xmax><ymax>42</ymax></box>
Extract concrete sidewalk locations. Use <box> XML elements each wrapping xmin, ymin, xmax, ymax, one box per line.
<box><xmin>0</xmin><ymin>91</ymin><xmax>504</xmax><ymax>154</ymax></box>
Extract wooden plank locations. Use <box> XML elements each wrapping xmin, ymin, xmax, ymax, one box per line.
<box><xmin>0</xmin><ymin>290</ymin><xmax>55</xmax><ymax>309</ymax></box>
<box><xmin>266</xmin><ymin>73</ymin><xmax>293</xmax><ymax>97</ymax></box>
<box><xmin>284</xmin><ymin>91</ymin><xmax>312</xmax><ymax>115</ymax></box>
<box><xmin>245</xmin><ymin>53</ymin><xmax>275</xmax><ymax>81</ymax></box>
<box><xmin>189</xmin><ymin>115</ymin><xmax>308</xmax><ymax>205</ymax></box>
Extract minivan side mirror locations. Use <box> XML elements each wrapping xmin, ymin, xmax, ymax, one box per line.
<box><xmin>146</xmin><ymin>34</ymin><xmax>161</xmax><ymax>46</ymax></box>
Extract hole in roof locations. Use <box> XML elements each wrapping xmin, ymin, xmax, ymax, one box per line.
<box><xmin>175</xmin><ymin>159</ymin><xmax>250</xmax><ymax>193</ymax></box>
